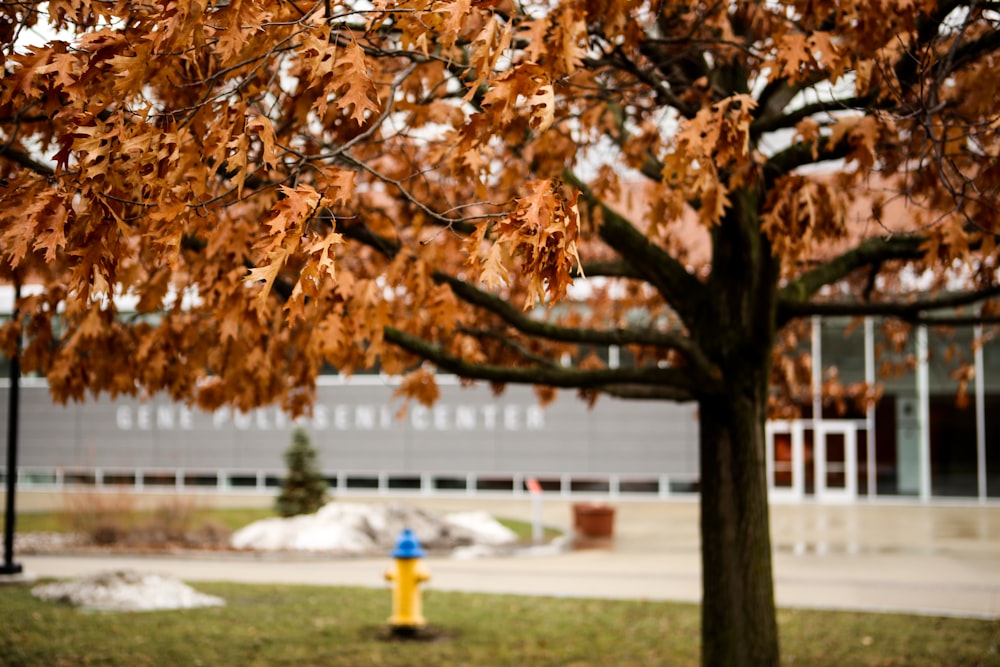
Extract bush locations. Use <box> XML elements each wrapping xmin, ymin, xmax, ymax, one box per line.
<box><xmin>60</xmin><ymin>491</ymin><xmax>138</xmax><ymax>545</ymax></box>
<box><xmin>275</xmin><ymin>427</ymin><xmax>328</xmax><ymax>517</ymax></box>
<box><xmin>59</xmin><ymin>492</ymin><xmax>232</xmax><ymax>548</ymax></box>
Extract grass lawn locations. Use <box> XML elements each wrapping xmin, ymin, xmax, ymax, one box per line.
<box><xmin>6</xmin><ymin>507</ymin><xmax>278</xmax><ymax>534</ymax></box>
<box><xmin>0</xmin><ymin>581</ymin><xmax>997</xmax><ymax>667</ymax></box>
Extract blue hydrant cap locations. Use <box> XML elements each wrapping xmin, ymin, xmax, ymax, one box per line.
<box><xmin>391</xmin><ymin>528</ymin><xmax>425</xmax><ymax>559</ymax></box>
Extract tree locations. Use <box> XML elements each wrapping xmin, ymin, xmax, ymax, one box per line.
<box><xmin>1</xmin><ymin>1</ymin><xmax>998</xmax><ymax>664</ymax></box>
<box><xmin>276</xmin><ymin>427</ymin><xmax>329</xmax><ymax>517</ymax></box>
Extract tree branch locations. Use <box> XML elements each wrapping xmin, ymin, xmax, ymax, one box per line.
<box><xmin>599</xmin><ymin>383</ymin><xmax>698</xmax><ymax>401</ymax></box>
<box><xmin>0</xmin><ymin>144</ymin><xmax>55</xmax><ymax>178</ymax></box>
<box><xmin>437</xmin><ymin>273</ymin><xmax>720</xmax><ymax>384</ymax></box>
<box><xmin>779</xmin><ymin>284</ymin><xmax>1000</xmax><ymax>321</ymax></box>
<box><xmin>762</xmin><ymin>135</ymin><xmax>850</xmax><ymax>183</ymax></box>
<box><xmin>778</xmin><ymin>234</ymin><xmax>926</xmax><ymax>310</ymax></box>
<box><xmin>576</xmin><ymin>259</ymin><xmax>644</xmax><ymax>280</ymax></box>
<box><xmin>751</xmin><ymin>94</ymin><xmax>873</xmax><ymax>137</ymax></box>
<box><xmin>564</xmin><ymin>170</ymin><xmax>706</xmax><ymax>328</ymax></box>
<box><xmin>383</xmin><ymin>326</ymin><xmax>703</xmax><ymax>401</ymax></box>
<box><xmin>335</xmin><ymin>212</ymin><xmax>719</xmax><ymax>383</ymax></box>
<box><xmin>894</xmin><ymin>0</ymin><xmax>968</xmax><ymax>87</ymax></box>
<box><xmin>929</xmin><ymin>26</ymin><xmax>1000</xmax><ymax>80</ymax></box>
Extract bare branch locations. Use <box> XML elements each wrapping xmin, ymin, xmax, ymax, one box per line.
<box><xmin>778</xmin><ymin>234</ymin><xmax>926</xmax><ymax>311</ymax></box>
<box><xmin>751</xmin><ymin>94</ymin><xmax>873</xmax><ymax>137</ymax></box>
<box><xmin>437</xmin><ymin>273</ymin><xmax>721</xmax><ymax>383</ymax></box>
<box><xmin>779</xmin><ymin>284</ymin><xmax>1000</xmax><ymax>321</ymax></box>
<box><xmin>576</xmin><ymin>259</ymin><xmax>644</xmax><ymax>280</ymax></box>
<box><xmin>384</xmin><ymin>326</ymin><xmax>702</xmax><ymax>401</ymax></box>
<box><xmin>762</xmin><ymin>135</ymin><xmax>850</xmax><ymax>183</ymax></box>
<box><xmin>564</xmin><ymin>170</ymin><xmax>706</xmax><ymax>329</ymax></box>
<box><xmin>0</xmin><ymin>144</ymin><xmax>54</xmax><ymax>177</ymax></box>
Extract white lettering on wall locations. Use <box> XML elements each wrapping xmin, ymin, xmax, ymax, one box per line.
<box><xmin>481</xmin><ymin>405</ymin><xmax>498</xmax><ymax>430</ymax></box>
<box><xmin>355</xmin><ymin>405</ymin><xmax>376</xmax><ymax>430</ymax></box>
<box><xmin>157</xmin><ymin>406</ymin><xmax>174</xmax><ymax>429</ymax></box>
<box><xmin>313</xmin><ymin>405</ymin><xmax>329</xmax><ymax>430</ymax></box>
<box><xmin>117</xmin><ymin>405</ymin><xmax>196</xmax><ymax>431</ymax></box>
<box><xmin>411</xmin><ymin>406</ymin><xmax>430</xmax><ymax>430</ymax></box>
<box><xmin>179</xmin><ymin>406</ymin><xmax>194</xmax><ymax>430</ymax></box>
<box><xmin>233</xmin><ymin>411</ymin><xmax>252</xmax><ymax>430</ymax></box>
<box><xmin>136</xmin><ymin>405</ymin><xmax>152</xmax><ymax>430</ymax></box>
<box><xmin>434</xmin><ymin>405</ymin><xmax>450</xmax><ymax>431</ymax></box>
<box><xmin>455</xmin><ymin>406</ymin><xmax>476</xmax><ymax>430</ymax></box>
<box><xmin>526</xmin><ymin>405</ymin><xmax>545</xmax><ymax>430</ymax></box>
<box><xmin>116</xmin><ymin>406</ymin><xmax>132</xmax><ymax>430</ymax></box>
<box><xmin>504</xmin><ymin>405</ymin><xmax>520</xmax><ymax>431</ymax></box>
<box><xmin>116</xmin><ymin>401</ymin><xmax>546</xmax><ymax>432</ymax></box>
<box><xmin>334</xmin><ymin>405</ymin><xmax>350</xmax><ymax>430</ymax></box>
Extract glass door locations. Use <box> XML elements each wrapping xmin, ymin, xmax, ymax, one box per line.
<box><xmin>814</xmin><ymin>421</ymin><xmax>858</xmax><ymax>502</ymax></box>
<box><xmin>765</xmin><ymin>421</ymin><xmax>805</xmax><ymax>502</ymax></box>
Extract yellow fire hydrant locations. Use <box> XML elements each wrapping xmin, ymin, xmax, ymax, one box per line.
<box><xmin>385</xmin><ymin>528</ymin><xmax>430</xmax><ymax>633</ymax></box>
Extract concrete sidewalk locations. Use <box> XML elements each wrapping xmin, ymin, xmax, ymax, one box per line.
<box><xmin>15</xmin><ymin>498</ymin><xmax>1000</xmax><ymax>619</ymax></box>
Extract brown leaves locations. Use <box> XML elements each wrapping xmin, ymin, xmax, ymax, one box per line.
<box><xmin>394</xmin><ymin>367</ymin><xmax>441</xmax><ymax>408</ymax></box>
<box><xmin>0</xmin><ymin>181</ymin><xmax>68</xmax><ymax>267</ymax></box>
<box><xmin>247</xmin><ymin>184</ymin><xmax>344</xmax><ymax>313</ymax></box>
<box><xmin>828</xmin><ymin>115</ymin><xmax>890</xmax><ymax>169</ymax></box>
<box><xmin>475</xmin><ymin>179</ymin><xmax>583</xmax><ymax>309</ymax></box>
<box><xmin>661</xmin><ymin>94</ymin><xmax>757</xmax><ymax>228</ymax></box>
<box><xmin>299</xmin><ymin>34</ymin><xmax>381</xmax><ymax>126</ymax></box>
<box><xmin>761</xmin><ymin>175</ymin><xmax>849</xmax><ymax>265</ymax></box>
<box><xmin>768</xmin><ymin>31</ymin><xmax>846</xmax><ymax>83</ymax></box>
<box><xmin>481</xmin><ymin>63</ymin><xmax>556</xmax><ymax>134</ymax></box>
<box><xmin>3</xmin><ymin>0</ymin><xmax>998</xmax><ymax>422</ymax></box>
<box><xmin>464</xmin><ymin>14</ymin><xmax>513</xmax><ymax>103</ymax></box>
<box><xmin>334</xmin><ymin>40</ymin><xmax>382</xmax><ymax>125</ymax></box>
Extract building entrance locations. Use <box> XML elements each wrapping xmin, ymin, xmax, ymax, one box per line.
<box><xmin>766</xmin><ymin>420</ymin><xmax>862</xmax><ymax>503</ymax></box>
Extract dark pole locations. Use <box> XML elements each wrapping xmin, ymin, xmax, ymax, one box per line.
<box><xmin>2</xmin><ymin>280</ymin><xmax>22</xmax><ymax>575</ymax></box>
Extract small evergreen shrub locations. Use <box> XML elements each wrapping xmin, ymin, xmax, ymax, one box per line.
<box><xmin>275</xmin><ymin>428</ymin><xmax>329</xmax><ymax>517</ymax></box>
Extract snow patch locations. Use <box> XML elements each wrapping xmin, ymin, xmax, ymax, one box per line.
<box><xmin>230</xmin><ymin>502</ymin><xmax>518</xmax><ymax>555</ymax></box>
<box><xmin>32</xmin><ymin>570</ymin><xmax>225</xmax><ymax>612</ymax></box>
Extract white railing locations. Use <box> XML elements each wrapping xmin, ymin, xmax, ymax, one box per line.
<box><xmin>2</xmin><ymin>466</ymin><xmax>700</xmax><ymax>500</ymax></box>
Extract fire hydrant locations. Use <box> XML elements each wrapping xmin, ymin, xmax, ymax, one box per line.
<box><xmin>385</xmin><ymin>528</ymin><xmax>430</xmax><ymax>633</ymax></box>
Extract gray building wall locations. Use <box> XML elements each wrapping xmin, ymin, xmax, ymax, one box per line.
<box><xmin>1</xmin><ymin>377</ymin><xmax>700</xmax><ymax>477</ymax></box>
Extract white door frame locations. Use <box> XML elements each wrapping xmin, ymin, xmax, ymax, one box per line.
<box><xmin>765</xmin><ymin>421</ymin><xmax>805</xmax><ymax>502</ymax></box>
<box><xmin>766</xmin><ymin>419</ymin><xmax>859</xmax><ymax>503</ymax></box>
<box><xmin>814</xmin><ymin>420</ymin><xmax>858</xmax><ymax>503</ymax></box>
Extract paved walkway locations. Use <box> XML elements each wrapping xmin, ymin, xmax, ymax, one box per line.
<box><xmin>14</xmin><ymin>498</ymin><xmax>1000</xmax><ymax>619</ymax></box>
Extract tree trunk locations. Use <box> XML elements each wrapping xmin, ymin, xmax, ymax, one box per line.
<box><xmin>699</xmin><ymin>385</ymin><xmax>779</xmax><ymax>667</ymax></box>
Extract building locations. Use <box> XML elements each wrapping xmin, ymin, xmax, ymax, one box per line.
<box><xmin>2</xmin><ymin>314</ymin><xmax>1000</xmax><ymax>504</ymax></box>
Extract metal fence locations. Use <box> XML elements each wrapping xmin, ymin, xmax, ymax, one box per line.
<box><xmin>3</xmin><ymin>465</ymin><xmax>700</xmax><ymax>500</ymax></box>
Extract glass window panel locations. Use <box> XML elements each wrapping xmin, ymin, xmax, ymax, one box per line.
<box><xmin>927</xmin><ymin>327</ymin><xmax>975</xmax><ymax>393</ymax></box>
<box><xmin>824</xmin><ymin>432</ymin><xmax>847</xmax><ymax>490</ymax></box>
<box><xmin>987</xmin><ymin>405</ymin><xmax>1000</xmax><ymax>497</ymax></box>
<box><xmin>983</xmin><ymin>334</ymin><xmax>1000</xmax><ymax>497</ymax></box>
<box><xmin>820</xmin><ymin>317</ymin><xmax>866</xmax><ymax>384</ymax></box>
<box><xmin>928</xmin><ymin>328</ymin><xmax>979</xmax><ymax>497</ymax></box>
<box><xmin>772</xmin><ymin>433</ymin><xmax>793</xmax><ymax>489</ymax></box>
<box><xmin>930</xmin><ymin>395</ymin><xmax>978</xmax><ymax>497</ymax></box>
<box><xmin>874</xmin><ymin>318</ymin><xmax>917</xmax><ymax>394</ymax></box>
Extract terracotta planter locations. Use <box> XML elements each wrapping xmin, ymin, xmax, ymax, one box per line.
<box><xmin>572</xmin><ymin>503</ymin><xmax>615</xmax><ymax>538</ymax></box>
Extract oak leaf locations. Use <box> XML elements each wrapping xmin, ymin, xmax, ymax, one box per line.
<box><xmin>394</xmin><ymin>367</ymin><xmax>441</xmax><ymax>408</ymax></box>
<box><xmin>333</xmin><ymin>40</ymin><xmax>381</xmax><ymax>125</ymax></box>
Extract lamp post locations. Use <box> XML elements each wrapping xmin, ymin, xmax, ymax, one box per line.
<box><xmin>2</xmin><ymin>280</ymin><xmax>22</xmax><ymax>576</ymax></box>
